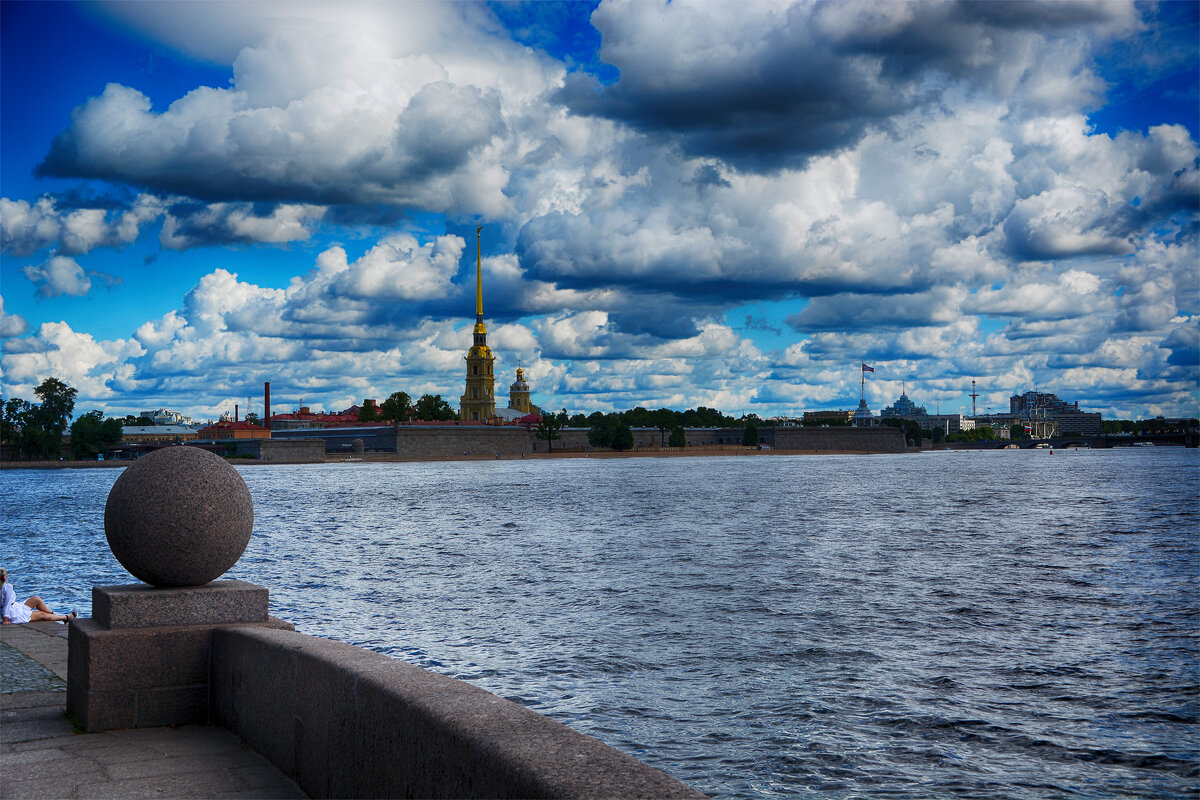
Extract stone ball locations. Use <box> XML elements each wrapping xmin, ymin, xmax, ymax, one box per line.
<box><xmin>105</xmin><ymin>446</ymin><xmax>254</xmax><ymax>587</ymax></box>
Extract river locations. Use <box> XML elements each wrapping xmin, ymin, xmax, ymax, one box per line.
<box><xmin>3</xmin><ymin>447</ymin><xmax>1197</xmax><ymax>798</ymax></box>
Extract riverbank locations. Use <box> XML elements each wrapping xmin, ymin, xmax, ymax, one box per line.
<box><xmin>2</xmin><ymin>445</ymin><xmax>918</xmax><ymax>469</ymax></box>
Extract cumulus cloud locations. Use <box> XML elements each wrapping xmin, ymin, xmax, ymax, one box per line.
<box><xmin>35</xmin><ymin>13</ymin><xmax>548</xmax><ymax>215</ymax></box>
<box><xmin>160</xmin><ymin>202</ymin><xmax>326</xmax><ymax>249</ymax></box>
<box><xmin>22</xmin><ymin>256</ymin><xmax>94</xmax><ymax>298</ymax></box>
<box><xmin>1</xmin><ymin>194</ymin><xmax>165</xmax><ymax>256</ymax></box>
<box><xmin>0</xmin><ymin>296</ymin><xmax>29</xmax><ymax>338</ymax></box>
<box><xmin>558</xmin><ymin>0</ymin><xmax>1139</xmax><ymax>171</ymax></box>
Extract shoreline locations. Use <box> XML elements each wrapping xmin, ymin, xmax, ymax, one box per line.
<box><xmin>1</xmin><ymin>447</ymin><xmax>917</xmax><ymax>469</ymax></box>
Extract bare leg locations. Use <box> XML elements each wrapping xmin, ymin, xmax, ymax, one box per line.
<box><xmin>24</xmin><ymin>596</ymin><xmax>51</xmax><ymax>613</ymax></box>
<box><xmin>25</xmin><ymin>597</ymin><xmax>75</xmax><ymax>623</ymax></box>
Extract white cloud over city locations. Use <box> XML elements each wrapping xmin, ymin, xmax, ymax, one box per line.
<box><xmin>1</xmin><ymin>0</ymin><xmax>1196</xmax><ymax>421</ymax></box>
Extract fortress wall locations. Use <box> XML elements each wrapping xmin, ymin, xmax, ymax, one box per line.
<box><xmin>394</xmin><ymin>426</ymin><xmax>535</xmax><ymax>457</ymax></box>
<box><xmin>771</xmin><ymin>426</ymin><xmax>907</xmax><ymax>452</ymax></box>
<box><xmin>210</xmin><ymin>626</ymin><xmax>703</xmax><ymax>799</ymax></box>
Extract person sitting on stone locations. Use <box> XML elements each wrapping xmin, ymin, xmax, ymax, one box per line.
<box><xmin>0</xmin><ymin>568</ymin><xmax>77</xmax><ymax>624</ymax></box>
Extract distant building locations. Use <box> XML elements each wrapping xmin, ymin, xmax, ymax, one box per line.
<box><xmin>1010</xmin><ymin>390</ymin><xmax>1101</xmax><ymax>436</ymax></box>
<box><xmin>196</xmin><ymin>420</ymin><xmax>271</xmax><ymax>440</ymax></box>
<box><xmin>140</xmin><ymin>408</ymin><xmax>195</xmax><ymax>426</ymax></box>
<box><xmin>120</xmin><ymin>425</ymin><xmax>199</xmax><ymax>444</ymax></box>
<box><xmin>852</xmin><ymin>398</ymin><xmax>876</xmax><ymax>427</ymax></box>
<box><xmin>881</xmin><ymin>392</ymin><xmax>927</xmax><ymax>417</ymax></box>
<box><xmin>802</xmin><ymin>410</ymin><xmax>854</xmax><ymax>425</ymax></box>
<box><xmin>1010</xmin><ymin>391</ymin><xmax>1078</xmax><ymax>414</ymax></box>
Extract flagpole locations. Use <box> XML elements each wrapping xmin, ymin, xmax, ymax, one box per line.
<box><xmin>860</xmin><ymin>358</ymin><xmax>865</xmax><ymax>402</ymax></box>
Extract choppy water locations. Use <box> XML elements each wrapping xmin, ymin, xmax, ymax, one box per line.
<box><xmin>3</xmin><ymin>448</ymin><xmax>1197</xmax><ymax>798</ymax></box>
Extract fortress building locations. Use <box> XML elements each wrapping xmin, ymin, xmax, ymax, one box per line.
<box><xmin>458</xmin><ymin>228</ymin><xmax>541</xmax><ymax>423</ymax></box>
<box><xmin>460</xmin><ymin>227</ymin><xmax>496</xmax><ymax>421</ymax></box>
<box><xmin>508</xmin><ymin>366</ymin><xmax>532</xmax><ymax>414</ymax></box>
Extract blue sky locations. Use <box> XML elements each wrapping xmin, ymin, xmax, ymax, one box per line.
<box><xmin>1</xmin><ymin>0</ymin><xmax>1197</xmax><ymax>423</ymax></box>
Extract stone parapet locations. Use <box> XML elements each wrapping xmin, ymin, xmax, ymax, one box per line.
<box><xmin>211</xmin><ymin>626</ymin><xmax>705</xmax><ymax>799</ymax></box>
<box><xmin>67</xmin><ymin>581</ymin><xmax>292</xmax><ymax>733</ymax></box>
<box><xmin>92</xmin><ymin>580</ymin><xmax>268</xmax><ymax>628</ymax></box>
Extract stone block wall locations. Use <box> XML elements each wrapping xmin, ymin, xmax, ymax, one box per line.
<box><xmin>394</xmin><ymin>426</ymin><xmax>535</xmax><ymax>457</ymax></box>
<box><xmin>210</xmin><ymin>626</ymin><xmax>703</xmax><ymax>799</ymax></box>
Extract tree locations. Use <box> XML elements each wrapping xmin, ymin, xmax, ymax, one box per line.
<box><xmin>70</xmin><ymin>410</ymin><xmax>123</xmax><ymax>460</ymax></box>
<box><xmin>535</xmin><ymin>409</ymin><xmax>567</xmax><ymax>452</ymax></box>
<box><xmin>119</xmin><ymin>414</ymin><xmax>155</xmax><ymax>426</ymax></box>
<box><xmin>567</xmin><ymin>413</ymin><xmax>589</xmax><ymax>428</ymax></box>
<box><xmin>14</xmin><ymin>378</ymin><xmax>79</xmax><ymax>460</ymax></box>
<box><xmin>742</xmin><ymin>421</ymin><xmax>759</xmax><ymax>447</ymax></box>
<box><xmin>587</xmin><ymin>413</ymin><xmax>632</xmax><ymax>450</ymax></box>
<box><xmin>414</xmin><ymin>394</ymin><xmax>456</xmax><ymax>421</ymax></box>
<box><xmin>587</xmin><ymin>413</ymin><xmax>616</xmax><ymax>448</ymax></box>
<box><xmin>358</xmin><ymin>400</ymin><xmax>381</xmax><ymax>422</ymax></box>
<box><xmin>2</xmin><ymin>397</ymin><xmax>33</xmax><ymax>458</ymax></box>
<box><xmin>1010</xmin><ymin>424</ymin><xmax>1029</xmax><ymax>440</ymax></box>
<box><xmin>610</xmin><ymin>420</ymin><xmax>634</xmax><ymax>451</ymax></box>
<box><xmin>381</xmin><ymin>391</ymin><xmax>413</xmax><ymax>422</ymax></box>
<box><xmin>668</xmin><ymin>426</ymin><xmax>686</xmax><ymax>447</ymax></box>
<box><xmin>244</xmin><ymin>412</ymin><xmax>261</xmax><ymax>426</ymax></box>
<box><xmin>650</xmin><ymin>408</ymin><xmax>678</xmax><ymax>446</ymax></box>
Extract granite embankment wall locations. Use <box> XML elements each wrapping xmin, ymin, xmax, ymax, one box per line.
<box><xmin>211</xmin><ymin>626</ymin><xmax>703</xmax><ymax>799</ymax></box>
<box><xmin>267</xmin><ymin>424</ymin><xmax>907</xmax><ymax>456</ymax></box>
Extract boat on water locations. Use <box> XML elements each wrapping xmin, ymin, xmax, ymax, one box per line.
<box><xmin>1133</xmin><ymin>441</ymin><xmax>1155</xmax><ymax>447</ymax></box>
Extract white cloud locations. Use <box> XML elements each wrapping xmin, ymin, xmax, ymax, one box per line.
<box><xmin>0</xmin><ymin>295</ymin><xmax>28</xmax><ymax>338</ymax></box>
<box><xmin>1</xmin><ymin>195</ymin><xmax>166</xmax><ymax>256</ymax></box>
<box><xmin>22</xmin><ymin>256</ymin><xmax>93</xmax><ymax>297</ymax></box>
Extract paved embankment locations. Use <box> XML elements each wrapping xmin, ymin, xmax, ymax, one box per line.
<box><xmin>0</xmin><ymin>621</ymin><xmax>305</xmax><ymax>799</ymax></box>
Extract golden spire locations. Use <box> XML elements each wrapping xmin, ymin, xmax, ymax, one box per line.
<box><xmin>475</xmin><ymin>225</ymin><xmax>483</xmax><ymax>323</ymax></box>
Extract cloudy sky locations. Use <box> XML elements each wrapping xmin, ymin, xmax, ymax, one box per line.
<box><xmin>1</xmin><ymin>0</ymin><xmax>1196</xmax><ymax>422</ymax></box>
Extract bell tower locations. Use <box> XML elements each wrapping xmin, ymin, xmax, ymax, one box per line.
<box><xmin>508</xmin><ymin>363</ymin><xmax>532</xmax><ymax>414</ymax></box>
<box><xmin>459</xmin><ymin>226</ymin><xmax>495</xmax><ymax>421</ymax></box>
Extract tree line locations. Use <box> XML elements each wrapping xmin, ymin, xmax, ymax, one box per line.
<box><xmin>357</xmin><ymin>392</ymin><xmax>458</xmax><ymax>422</ymax></box>
<box><xmin>1</xmin><ymin>377</ymin><xmax>134</xmax><ymax>460</ymax></box>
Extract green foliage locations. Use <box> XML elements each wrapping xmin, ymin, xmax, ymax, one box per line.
<box><xmin>1010</xmin><ymin>424</ymin><xmax>1029</xmax><ymax>440</ymax></box>
<box><xmin>1103</xmin><ymin>418</ymin><xmax>1199</xmax><ymax>434</ymax></box>
<box><xmin>381</xmin><ymin>391</ymin><xmax>412</xmax><ymax>422</ymax></box>
<box><xmin>535</xmin><ymin>409</ymin><xmax>567</xmax><ymax>451</ymax></box>
<box><xmin>3</xmin><ymin>378</ymin><xmax>78</xmax><ymax>459</ymax></box>
<box><xmin>414</xmin><ymin>394</ymin><xmax>456</xmax><ymax>421</ymax></box>
<box><xmin>119</xmin><ymin>414</ymin><xmax>155</xmax><ymax>426</ymax></box>
<box><xmin>358</xmin><ymin>399</ymin><xmax>381</xmax><ymax>422</ymax></box>
<box><xmin>650</xmin><ymin>408</ymin><xmax>679</xmax><ymax>445</ymax></box>
<box><xmin>678</xmin><ymin>406</ymin><xmax>735</xmax><ymax>428</ymax></box>
<box><xmin>881</xmin><ymin>417</ymin><xmax>925</xmax><ymax>443</ymax></box>
<box><xmin>668</xmin><ymin>426</ymin><xmax>686</xmax><ymax>447</ymax></box>
<box><xmin>742</xmin><ymin>421</ymin><xmax>759</xmax><ymax>446</ymax></box>
<box><xmin>611</xmin><ymin>421</ymin><xmax>634</xmax><ymax>451</ymax></box>
<box><xmin>945</xmin><ymin>425</ymin><xmax>997</xmax><ymax>443</ymax></box>
<box><xmin>567</xmin><ymin>413</ymin><xmax>589</xmax><ymax>427</ymax></box>
<box><xmin>587</xmin><ymin>413</ymin><xmax>633</xmax><ymax>450</ymax></box>
<box><xmin>244</xmin><ymin>412</ymin><xmax>261</xmax><ymax>426</ymax></box>
<box><xmin>70</xmin><ymin>411</ymin><xmax>123</xmax><ymax>459</ymax></box>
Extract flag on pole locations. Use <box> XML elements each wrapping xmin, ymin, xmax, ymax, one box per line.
<box><xmin>861</xmin><ymin>363</ymin><xmax>874</xmax><ymax>373</ymax></box>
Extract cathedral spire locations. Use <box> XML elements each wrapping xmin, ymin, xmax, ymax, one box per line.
<box><xmin>475</xmin><ymin>225</ymin><xmax>484</xmax><ymax>324</ymax></box>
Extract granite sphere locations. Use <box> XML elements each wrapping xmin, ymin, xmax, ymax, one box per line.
<box><xmin>105</xmin><ymin>446</ymin><xmax>254</xmax><ymax>587</ymax></box>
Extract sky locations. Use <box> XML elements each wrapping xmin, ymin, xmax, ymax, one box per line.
<box><xmin>1</xmin><ymin>0</ymin><xmax>1197</xmax><ymax>423</ymax></box>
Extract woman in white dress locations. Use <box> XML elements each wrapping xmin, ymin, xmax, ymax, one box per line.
<box><xmin>0</xmin><ymin>568</ymin><xmax>76</xmax><ymax>624</ymax></box>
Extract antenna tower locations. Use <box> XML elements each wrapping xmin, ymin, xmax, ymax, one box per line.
<box><xmin>969</xmin><ymin>379</ymin><xmax>980</xmax><ymax>417</ymax></box>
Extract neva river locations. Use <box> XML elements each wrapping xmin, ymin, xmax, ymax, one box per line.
<box><xmin>3</xmin><ymin>448</ymin><xmax>1197</xmax><ymax>799</ymax></box>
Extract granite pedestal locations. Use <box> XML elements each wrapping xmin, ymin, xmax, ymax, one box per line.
<box><xmin>67</xmin><ymin>580</ymin><xmax>292</xmax><ymax>733</ymax></box>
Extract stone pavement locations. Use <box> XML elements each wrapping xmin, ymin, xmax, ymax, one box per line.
<box><xmin>1</xmin><ymin>621</ymin><xmax>306</xmax><ymax>799</ymax></box>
